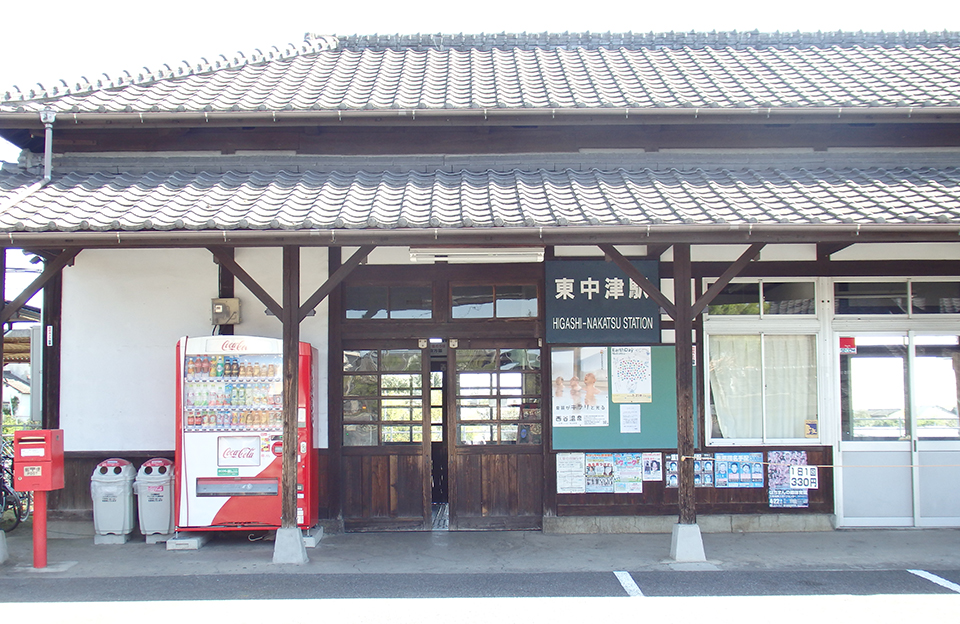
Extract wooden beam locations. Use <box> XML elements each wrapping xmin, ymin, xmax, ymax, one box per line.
<box><xmin>690</xmin><ymin>243</ymin><xmax>765</xmax><ymax>318</ymax></box>
<box><xmin>684</xmin><ymin>259</ymin><xmax>960</xmax><ymax>279</ymax></box>
<box><xmin>217</xmin><ymin>247</ymin><xmax>235</xmax><ymax>336</ymax></box>
<box><xmin>298</xmin><ymin>245</ymin><xmax>375</xmax><ymax>322</ymax></box>
<box><xmin>674</xmin><ymin>243</ymin><xmax>696</xmax><ymax>526</ymax></box>
<box><xmin>281</xmin><ymin>246</ymin><xmax>300</xmax><ymax>528</ymax></box>
<box><xmin>0</xmin><ymin>248</ymin><xmax>80</xmax><ymax>325</ymax></box>
<box><xmin>207</xmin><ymin>246</ymin><xmax>283</xmax><ymax>318</ymax></box>
<box><xmin>597</xmin><ymin>243</ymin><xmax>677</xmax><ymax>319</ymax></box>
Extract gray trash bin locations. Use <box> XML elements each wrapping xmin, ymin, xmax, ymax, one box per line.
<box><xmin>134</xmin><ymin>458</ymin><xmax>175</xmax><ymax>537</ymax></box>
<box><xmin>90</xmin><ymin>458</ymin><xmax>136</xmax><ymax>542</ymax></box>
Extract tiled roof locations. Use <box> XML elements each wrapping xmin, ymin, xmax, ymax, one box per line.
<box><xmin>1</xmin><ymin>167</ymin><xmax>958</xmax><ymax>233</ymax></box>
<box><xmin>3</xmin><ymin>31</ymin><xmax>960</xmax><ymax>114</ymax></box>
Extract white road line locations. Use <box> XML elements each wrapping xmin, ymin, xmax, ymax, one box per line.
<box><xmin>613</xmin><ymin>570</ymin><xmax>644</xmax><ymax>597</ymax></box>
<box><xmin>908</xmin><ymin>569</ymin><xmax>960</xmax><ymax>594</ymax></box>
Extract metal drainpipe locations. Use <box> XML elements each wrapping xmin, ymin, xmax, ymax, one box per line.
<box><xmin>0</xmin><ymin>109</ymin><xmax>57</xmax><ymax>214</ymax></box>
<box><xmin>40</xmin><ymin>108</ymin><xmax>56</xmax><ymax>182</ymax></box>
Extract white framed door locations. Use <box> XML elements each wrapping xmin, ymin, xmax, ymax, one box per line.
<box><xmin>837</xmin><ymin>333</ymin><xmax>960</xmax><ymax>527</ymax></box>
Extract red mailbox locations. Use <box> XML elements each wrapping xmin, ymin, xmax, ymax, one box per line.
<box><xmin>13</xmin><ymin>429</ymin><xmax>65</xmax><ymax>491</ymax></box>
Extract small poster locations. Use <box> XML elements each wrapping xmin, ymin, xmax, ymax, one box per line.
<box><xmin>585</xmin><ymin>453</ymin><xmax>616</xmax><ymax>493</ymax></box>
<box><xmin>715</xmin><ymin>452</ymin><xmax>764</xmax><ymax>488</ymax></box>
<box><xmin>642</xmin><ymin>452</ymin><xmax>663</xmax><ymax>481</ymax></box>
<box><xmin>556</xmin><ymin>452</ymin><xmax>586</xmax><ymax>494</ymax></box>
<box><xmin>611</xmin><ymin>346</ymin><xmax>653</xmax><ymax>403</ymax></box>
<box><xmin>768</xmin><ymin>450</ymin><xmax>809</xmax><ymax>508</ymax></box>
<box><xmin>620</xmin><ymin>404</ymin><xmax>642</xmax><ymax>433</ymax></box>
<box><xmin>694</xmin><ymin>453</ymin><xmax>715</xmax><ymax>488</ymax></box>
<box><xmin>614</xmin><ymin>453</ymin><xmax>644</xmax><ymax>493</ymax></box>
<box><xmin>551</xmin><ymin>346</ymin><xmax>609</xmax><ymax>427</ymax></box>
<box><xmin>665</xmin><ymin>453</ymin><xmax>679</xmax><ymax>488</ymax></box>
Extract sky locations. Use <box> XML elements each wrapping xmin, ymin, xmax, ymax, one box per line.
<box><xmin>1</xmin><ymin>0</ymin><xmax>958</xmax><ymax>162</ymax></box>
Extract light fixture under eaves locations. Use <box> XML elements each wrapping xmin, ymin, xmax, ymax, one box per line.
<box><xmin>409</xmin><ymin>247</ymin><xmax>545</xmax><ymax>264</ymax></box>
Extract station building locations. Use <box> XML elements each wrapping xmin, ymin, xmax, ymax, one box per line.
<box><xmin>1</xmin><ymin>31</ymin><xmax>959</xmax><ymax>534</ymax></box>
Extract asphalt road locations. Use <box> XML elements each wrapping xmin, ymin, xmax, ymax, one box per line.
<box><xmin>2</xmin><ymin>569</ymin><xmax>959</xmax><ymax>602</ymax></box>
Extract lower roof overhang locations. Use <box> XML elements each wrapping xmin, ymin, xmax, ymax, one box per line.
<box><xmin>3</xmin><ymin>223</ymin><xmax>960</xmax><ymax>250</ymax></box>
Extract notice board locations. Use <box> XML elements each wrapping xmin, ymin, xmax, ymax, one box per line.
<box><xmin>551</xmin><ymin>345</ymin><xmax>694</xmax><ymax>450</ymax></box>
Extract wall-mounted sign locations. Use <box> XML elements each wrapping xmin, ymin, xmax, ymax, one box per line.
<box><xmin>545</xmin><ymin>260</ymin><xmax>660</xmax><ymax>344</ymax></box>
<box><xmin>839</xmin><ymin>337</ymin><xmax>857</xmax><ymax>354</ymax></box>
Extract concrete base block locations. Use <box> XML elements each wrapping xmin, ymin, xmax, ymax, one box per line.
<box><xmin>94</xmin><ymin>533</ymin><xmax>131</xmax><ymax>545</ymax></box>
<box><xmin>0</xmin><ymin>530</ymin><xmax>8</xmax><ymax>564</ymax></box>
<box><xmin>165</xmin><ymin>532</ymin><xmax>209</xmax><ymax>550</ymax></box>
<box><xmin>145</xmin><ymin>533</ymin><xmax>174</xmax><ymax>544</ymax></box>
<box><xmin>302</xmin><ymin>525</ymin><xmax>323</xmax><ymax>549</ymax></box>
<box><xmin>543</xmin><ymin>514</ymin><xmax>836</xmax><ymax>535</ymax></box>
<box><xmin>670</xmin><ymin>523</ymin><xmax>706</xmax><ymax>562</ymax></box>
<box><xmin>273</xmin><ymin>527</ymin><xmax>309</xmax><ymax>564</ymax></box>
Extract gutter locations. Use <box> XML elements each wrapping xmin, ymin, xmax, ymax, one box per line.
<box><xmin>4</xmin><ymin>222</ymin><xmax>960</xmax><ymax>249</ymax></box>
<box><xmin>1</xmin><ymin>106</ymin><xmax>958</xmax><ymax>129</ymax></box>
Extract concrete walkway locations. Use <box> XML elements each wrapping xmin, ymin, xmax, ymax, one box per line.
<box><xmin>2</xmin><ymin>520</ymin><xmax>959</xmax><ymax>577</ymax></box>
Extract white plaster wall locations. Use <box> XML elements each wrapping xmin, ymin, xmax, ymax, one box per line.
<box><xmin>61</xmin><ymin>249</ymin><xmax>217</xmax><ymax>451</ymax></box>
<box><xmin>60</xmin><ymin>247</ymin><xmax>330</xmax><ymax>452</ymax></box>
<box><xmin>831</xmin><ymin>243</ymin><xmax>960</xmax><ymax>261</ymax></box>
<box><xmin>233</xmin><ymin>247</ymin><xmax>329</xmax><ymax>448</ymax></box>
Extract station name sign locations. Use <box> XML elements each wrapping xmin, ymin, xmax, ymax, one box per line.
<box><xmin>545</xmin><ymin>260</ymin><xmax>660</xmax><ymax>344</ymax></box>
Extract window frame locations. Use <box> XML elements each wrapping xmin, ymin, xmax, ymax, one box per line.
<box><xmin>703</xmin><ymin>278</ymin><xmax>818</xmax><ymax>319</ymax></box>
<box><xmin>704</xmin><ymin>329</ymin><xmax>822</xmax><ymax>446</ymax></box>
<box><xmin>833</xmin><ymin>278</ymin><xmax>960</xmax><ymax>318</ymax></box>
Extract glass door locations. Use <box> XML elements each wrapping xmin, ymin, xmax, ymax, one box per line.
<box><xmin>448</xmin><ymin>343</ymin><xmax>544</xmax><ymax>530</ymax></box>
<box><xmin>839</xmin><ymin>334</ymin><xmax>960</xmax><ymax>526</ymax></box>
<box><xmin>340</xmin><ymin>343</ymin><xmax>432</xmax><ymax>530</ymax></box>
<box><xmin>912</xmin><ymin>335</ymin><xmax>960</xmax><ymax>526</ymax></box>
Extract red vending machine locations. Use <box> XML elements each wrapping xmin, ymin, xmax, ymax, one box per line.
<box><xmin>174</xmin><ymin>335</ymin><xmax>319</xmax><ymax>531</ymax></box>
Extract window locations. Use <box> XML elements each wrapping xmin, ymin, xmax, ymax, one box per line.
<box><xmin>455</xmin><ymin>348</ymin><xmax>541</xmax><ymax>444</ymax></box>
<box><xmin>708</xmin><ymin>334</ymin><xmax>818</xmax><ymax>442</ymax></box>
<box><xmin>342</xmin><ymin>349</ymin><xmax>425</xmax><ymax>446</ymax></box>
<box><xmin>707</xmin><ymin>281</ymin><xmax>816</xmax><ymax>316</ymax></box>
<box><xmin>835</xmin><ymin>282</ymin><xmax>907</xmax><ymax>315</ymax></box>
<box><xmin>344</xmin><ymin>285</ymin><xmax>432</xmax><ymax>320</ymax></box>
<box><xmin>835</xmin><ymin>281</ymin><xmax>960</xmax><ymax>316</ymax></box>
<box><xmin>451</xmin><ymin>284</ymin><xmax>538</xmax><ymax>319</ymax></box>
<box><xmin>840</xmin><ymin>335</ymin><xmax>960</xmax><ymax>440</ymax></box>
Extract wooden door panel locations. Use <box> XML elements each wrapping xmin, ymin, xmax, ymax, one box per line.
<box><xmin>342</xmin><ymin>453</ymin><xmax>427</xmax><ymax>530</ymax></box>
<box><xmin>452</xmin><ymin>451</ymin><xmax>542</xmax><ymax>529</ymax></box>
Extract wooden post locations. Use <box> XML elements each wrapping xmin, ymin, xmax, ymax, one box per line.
<box><xmin>280</xmin><ymin>245</ymin><xmax>300</xmax><ymax>528</ymax></box>
<box><xmin>42</xmin><ymin>267</ymin><xmax>62</xmax><ymax>430</ymax></box>
<box><xmin>673</xmin><ymin>243</ymin><xmax>696</xmax><ymax>525</ymax></box>
<box><xmin>1</xmin><ymin>249</ymin><xmax>5</xmax><ymax>419</ymax></box>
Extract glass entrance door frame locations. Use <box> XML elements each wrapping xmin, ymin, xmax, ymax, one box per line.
<box><xmin>835</xmin><ymin>329</ymin><xmax>960</xmax><ymax>527</ymax></box>
<box><xmin>339</xmin><ymin>341</ymin><xmax>433</xmax><ymax>530</ymax></box>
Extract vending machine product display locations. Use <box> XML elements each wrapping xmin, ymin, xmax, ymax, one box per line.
<box><xmin>175</xmin><ymin>335</ymin><xmax>319</xmax><ymax>530</ymax></box>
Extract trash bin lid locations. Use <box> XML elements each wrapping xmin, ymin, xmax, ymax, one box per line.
<box><xmin>137</xmin><ymin>457</ymin><xmax>174</xmax><ymax>477</ymax></box>
<box><xmin>92</xmin><ymin>458</ymin><xmax>135</xmax><ymax>479</ymax></box>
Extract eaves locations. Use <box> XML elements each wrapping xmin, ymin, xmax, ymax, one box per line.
<box><xmin>6</xmin><ymin>223</ymin><xmax>960</xmax><ymax>250</ymax></box>
<box><xmin>2</xmin><ymin>107</ymin><xmax>960</xmax><ymax>131</ymax></box>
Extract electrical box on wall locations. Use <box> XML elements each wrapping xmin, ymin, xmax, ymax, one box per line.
<box><xmin>211</xmin><ymin>298</ymin><xmax>241</xmax><ymax>325</ymax></box>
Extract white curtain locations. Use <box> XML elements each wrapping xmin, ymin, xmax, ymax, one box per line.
<box><xmin>709</xmin><ymin>334</ymin><xmax>817</xmax><ymax>439</ymax></box>
<box><xmin>709</xmin><ymin>335</ymin><xmax>762</xmax><ymax>438</ymax></box>
<box><xmin>763</xmin><ymin>335</ymin><xmax>817</xmax><ymax>439</ymax></box>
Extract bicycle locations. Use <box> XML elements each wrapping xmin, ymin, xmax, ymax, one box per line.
<box><xmin>1</xmin><ymin>435</ymin><xmax>31</xmax><ymax>532</ymax></box>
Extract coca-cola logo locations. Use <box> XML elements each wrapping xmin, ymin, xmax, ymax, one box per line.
<box><xmin>221</xmin><ymin>447</ymin><xmax>255</xmax><ymax>459</ymax></box>
<box><xmin>221</xmin><ymin>340</ymin><xmax>250</xmax><ymax>352</ymax></box>
<box><xmin>217</xmin><ymin>436</ymin><xmax>260</xmax><ymax>467</ymax></box>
